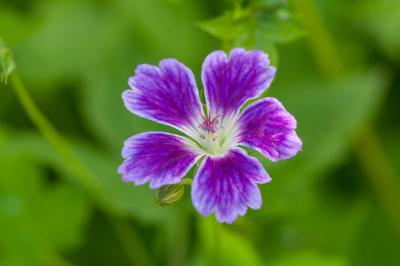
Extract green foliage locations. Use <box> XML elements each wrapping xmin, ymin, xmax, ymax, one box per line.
<box><xmin>270</xmin><ymin>250</ymin><xmax>347</xmax><ymax>266</ymax></box>
<box><xmin>353</xmin><ymin>0</ymin><xmax>400</xmax><ymax>61</ymax></box>
<box><xmin>73</xmin><ymin>141</ymin><xmax>176</xmax><ymax>223</ymax></box>
<box><xmin>0</xmin><ymin>0</ymin><xmax>400</xmax><ymax>265</ymax></box>
<box><xmin>195</xmin><ymin>218</ymin><xmax>263</xmax><ymax>266</ymax></box>
<box><xmin>197</xmin><ymin>0</ymin><xmax>303</xmax><ymax>65</ymax></box>
<box><xmin>349</xmin><ymin>202</ymin><xmax>400</xmax><ymax>266</ymax></box>
<box><xmin>266</xmin><ymin>69</ymin><xmax>387</xmax><ymax>192</ymax></box>
<box><xmin>0</xmin><ymin>146</ymin><xmax>89</xmax><ymax>265</ymax></box>
<box><xmin>197</xmin><ymin>8</ymin><xmax>253</xmax><ymax>41</ymax></box>
<box><xmin>0</xmin><ymin>131</ymin><xmax>175</xmax><ymax>224</ymax></box>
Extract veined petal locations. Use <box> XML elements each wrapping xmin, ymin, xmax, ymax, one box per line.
<box><xmin>201</xmin><ymin>48</ymin><xmax>276</xmax><ymax>118</ymax></box>
<box><xmin>118</xmin><ymin>132</ymin><xmax>202</xmax><ymax>189</ymax></box>
<box><xmin>238</xmin><ymin>98</ymin><xmax>302</xmax><ymax>162</ymax></box>
<box><xmin>191</xmin><ymin>148</ymin><xmax>271</xmax><ymax>224</ymax></box>
<box><xmin>123</xmin><ymin>59</ymin><xmax>203</xmax><ymax>135</ymax></box>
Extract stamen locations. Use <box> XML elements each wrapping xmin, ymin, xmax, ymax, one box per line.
<box><xmin>195</xmin><ymin>112</ymin><xmax>239</xmax><ymax>156</ymax></box>
<box><xmin>198</xmin><ymin>113</ymin><xmax>221</xmax><ymax>135</ymax></box>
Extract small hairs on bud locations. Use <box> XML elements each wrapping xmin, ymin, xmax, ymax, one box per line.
<box><xmin>0</xmin><ymin>39</ymin><xmax>15</xmax><ymax>85</ymax></box>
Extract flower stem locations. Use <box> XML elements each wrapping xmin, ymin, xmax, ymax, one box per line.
<box><xmin>11</xmin><ymin>73</ymin><xmax>100</xmax><ymax>199</ymax></box>
<box><xmin>211</xmin><ymin>220</ymin><xmax>221</xmax><ymax>266</ymax></box>
<box><xmin>10</xmin><ymin>73</ymin><xmax>154</xmax><ymax>266</ymax></box>
<box><xmin>181</xmin><ymin>178</ymin><xmax>193</xmax><ymax>185</ymax></box>
<box><xmin>166</xmin><ymin>211</ymin><xmax>191</xmax><ymax>266</ymax></box>
<box><xmin>293</xmin><ymin>0</ymin><xmax>344</xmax><ymax>79</ymax></box>
<box><xmin>294</xmin><ymin>0</ymin><xmax>400</xmax><ymax>233</ymax></box>
<box><xmin>354</xmin><ymin>130</ymin><xmax>400</xmax><ymax>230</ymax></box>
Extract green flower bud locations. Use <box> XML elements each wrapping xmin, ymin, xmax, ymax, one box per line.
<box><xmin>0</xmin><ymin>39</ymin><xmax>15</xmax><ymax>85</ymax></box>
<box><xmin>154</xmin><ymin>178</ymin><xmax>192</xmax><ymax>207</ymax></box>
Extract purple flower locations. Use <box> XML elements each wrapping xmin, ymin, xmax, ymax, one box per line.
<box><xmin>119</xmin><ymin>48</ymin><xmax>302</xmax><ymax>224</ymax></box>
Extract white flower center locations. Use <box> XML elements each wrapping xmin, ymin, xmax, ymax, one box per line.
<box><xmin>184</xmin><ymin>113</ymin><xmax>240</xmax><ymax>157</ymax></box>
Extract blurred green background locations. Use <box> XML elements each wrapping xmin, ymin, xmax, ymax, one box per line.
<box><xmin>1</xmin><ymin>0</ymin><xmax>400</xmax><ymax>265</ymax></box>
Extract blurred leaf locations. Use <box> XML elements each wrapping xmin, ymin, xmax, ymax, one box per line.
<box><xmin>0</xmin><ymin>152</ymin><xmax>89</xmax><ymax>266</ymax></box>
<box><xmin>0</xmin><ymin>0</ymin><xmax>212</xmax><ymax>230</ymax></box>
<box><xmin>349</xmin><ymin>202</ymin><xmax>400</xmax><ymax>266</ymax></box>
<box><xmin>257</xmin><ymin>0</ymin><xmax>287</xmax><ymax>9</ymax></box>
<box><xmin>256</xmin><ymin>1</ymin><xmax>304</xmax><ymax>45</ymax></box>
<box><xmin>257</xmin><ymin>19</ymin><xmax>304</xmax><ymax>44</ymax></box>
<box><xmin>14</xmin><ymin>0</ymin><xmax>113</xmax><ymax>85</ymax></box>
<box><xmin>0</xmin><ymin>7</ymin><xmax>36</xmax><ymax>43</ymax></box>
<box><xmin>6</xmin><ymin>0</ymin><xmax>213</xmax><ymax>147</ymax></box>
<box><xmin>260</xmin><ymin>69</ymin><xmax>388</xmax><ymax>216</ymax></box>
<box><xmin>382</xmin><ymin>132</ymin><xmax>400</xmax><ymax>174</ymax></box>
<box><xmin>73</xmin><ymin>139</ymin><xmax>177</xmax><ymax>223</ymax></box>
<box><xmin>197</xmin><ymin>9</ymin><xmax>252</xmax><ymax>41</ymax></box>
<box><xmin>80</xmin><ymin>0</ymin><xmax>212</xmax><ymax>147</ymax></box>
<box><xmin>270</xmin><ymin>250</ymin><xmax>347</xmax><ymax>266</ymax></box>
<box><xmin>254</xmin><ymin>29</ymin><xmax>280</xmax><ymax>65</ymax></box>
<box><xmin>354</xmin><ymin>0</ymin><xmax>400</xmax><ymax>61</ymax></box>
<box><xmin>1</xmin><ymin>0</ymin><xmax>398</xmax><ymax>264</ymax></box>
<box><xmin>198</xmin><ymin>2</ymin><xmax>302</xmax><ymax>64</ymax></box>
<box><xmin>195</xmin><ymin>218</ymin><xmax>263</xmax><ymax>266</ymax></box>
<box><xmin>0</xmin><ymin>129</ymin><xmax>175</xmax><ymax>224</ymax></box>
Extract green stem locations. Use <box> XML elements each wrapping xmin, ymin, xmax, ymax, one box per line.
<box><xmin>293</xmin><ymin>0</ymin><xmax>344</xmax><ymax>78</ymax></box>
<box><xmin>10</xmin><ymin>73</ymin><xmax>154</xmax><ymax>266</ymax></box>
<box><xmin>212</xmin><ymin>220</ymin><xmax>221</xmax><ymax>266</ymax></box>
<box><xmin>294</xmin><ymin>0</ymin><xmax>400</xmax><ymax>233</ymax></box>
<box><xmin>355</xmin><ymin>130</ymin><xmax>400</xmax><ymax>232</ymax></box>
<box><xmin>180</xmin><ymin>178</ymin><xmax>193</xmax><ymax>185</ymax></box>
<box><xmin>11</xmin><ymin>73</ymin><xmax>101</xmax><ymax>200</ymax></box>
<box><xmin>166</xmin><ymin>211</ymin><xmax>190</xmax><ymax>266</ymax></box>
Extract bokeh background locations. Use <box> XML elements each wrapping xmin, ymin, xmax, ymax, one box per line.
<box><xmin>1</xmin><ymin>0</ymin><xmax>400</xmax><ymax>265</ymax></box>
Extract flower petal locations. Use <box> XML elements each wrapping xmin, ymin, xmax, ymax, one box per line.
<box><xmin>123</xmin><ymin>59</ymin><xmax>203</xmax><ymax>135</ymax></box>
<box><xmin>118</xmin><ymin>132</ymin><xmax>201</xmax><ymax>189</ymax></box>
<box><xmin>201</xmin><ymin>48</ymin><xmax>276</xmax><ymax>117</ymax></box>
<box><xmin>238</xmin><ymin>98</ymin><xmax>302</xmax><ymax>161</ymax></box>
<box><xmin>191</xmin><ymin>148</ymin><xmax>271</xmax><ymax>224</ymax></box>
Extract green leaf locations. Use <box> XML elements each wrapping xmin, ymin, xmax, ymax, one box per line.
<box><xmin>258</xmin><ymin>69</ymin><xmax>388</xmax><ymax>217</ymax></box>
<box><xmin>0</xmin><ymin>130</ymin><xmax>175</xmax><ymax>224</ymax></box>
<box><xmin>254</xmin><ymin>29</ymin><xmax>280</xmax><ymax>65</ymax></box>
<box><xmin>0</xmin><ymin>152</ymin><xmax>89</xmax><ymax>266</ymax></box>
<box><xmin>197</xmin><ymin>9</ymin><xmax>253</xmax><ymax>41</ymax></box>
<box><xmin>353</xmin><ymin>0</ymin><xmax>400</xmax><ymax>61</ymax></box>
<box><xmin>78</xmin><ymin>0</ymin><xmax>212</xmax><ymax>147</ymax></box>
<box><xmin>255</xmin><ymin>4</ymin><xmax>304</xmax><ymax>45</ymax></box>
<box><xmin>8</xmin><ymin>0</ymin><xmax>212</xmax><ymax>148</ymax></box>
<box><xmin>14</xmin><ymin>1</ymin><xmax>113</xmax><ymax>85</ymax></box>
<box><xmin>257</xmin><ymin>20</ymin><xmax>304</xmax><ymax>44</ymax></box>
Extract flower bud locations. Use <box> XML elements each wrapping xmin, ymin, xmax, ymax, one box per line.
<box><xmin>154</xmin><ymin>178</ymin><xmax>192</xmax><ymax>207</ymax></box>
<box><xmin>0</xmin><ymin>39</ymin><xmax>15</xmax><ymax>84</ymax></box>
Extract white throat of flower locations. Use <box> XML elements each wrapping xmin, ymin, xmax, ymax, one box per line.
<box><xmin>183</xmin><ymin>113</ymin><xmax>240</xmax><ymax>157</ymax></box>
